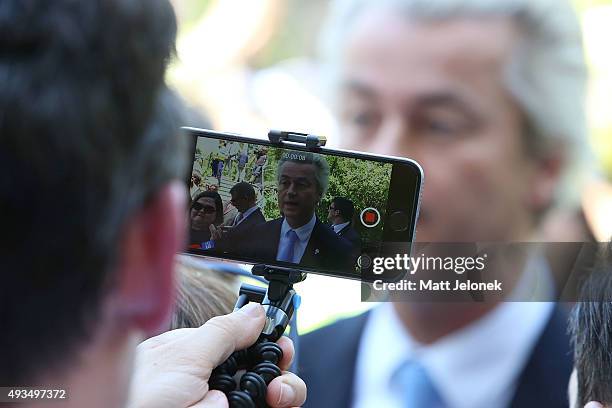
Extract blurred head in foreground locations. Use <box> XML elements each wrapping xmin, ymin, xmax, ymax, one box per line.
<box><xmin>569</xmin><ymin>242</ymin><xmax>612</xmax><ymax>408</ymax></box>
<box><xmin>321</xmin><ymin>0</ymin><xmax>589</xmax><ymax>242</ymax></box>
<box><xmin>1</xmin><ymin>1</ymin><xmax>187</xmax><ymax>406</ymax></box>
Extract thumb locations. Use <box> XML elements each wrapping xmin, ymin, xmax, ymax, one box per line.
<box><xmin>181</xmin><ymin>303</ymin><xmax>266</xmax><ymax>372</ymax></box>
<box><xmin>189</xmin><ymin>391</ymin><xmax>228</xmax><ymax>408</ymax></box>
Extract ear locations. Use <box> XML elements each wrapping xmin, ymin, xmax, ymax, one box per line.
<box><xmin>114</xmin><ymin>181</ymin><xmax>187</xmax><ymax>336</ymax></box>
<box><xmin>527</xmin><ymin>146</ymin><xmax>565</xmax><ymax>212</ymax></box>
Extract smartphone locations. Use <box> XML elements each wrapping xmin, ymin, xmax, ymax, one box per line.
<box><xmin>184</xmin><ymin>128</ymin><xmax>423</xmax><ymax>281</ymax></box>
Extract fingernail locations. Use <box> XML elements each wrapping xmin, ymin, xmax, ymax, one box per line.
<box><xmin>240</xmin><ymin>302</ymin><xmax>263</xmax><ymax>317</ymax></box>
<box><xmin>278</xmin><ymin>383</ymin><xmax>296</xmax><ymax>406</ymax></box>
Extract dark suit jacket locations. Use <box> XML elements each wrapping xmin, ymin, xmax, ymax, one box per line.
<box><xmin>231</xmin><ymin>207</ymin><xmax>266</xmax><ymax>232</ymax></box>
<box><xmin>299</xmin><ymin>305</ymin><xmax>572</xmax><ymax>408</ymax></box>
<box><xmin>337</xmin><ymin>222</ymin><xmax>361</xmax><ymax>250</ymax></box>
<box><xmin>238</xmin><ymin>217</ymin><xmax>355</xmax><ymax>271</ymax></box>
<box><xmin>216</xmin><ymin>208</ymin><xmax>266</xmax><ymax>253</ymax></box>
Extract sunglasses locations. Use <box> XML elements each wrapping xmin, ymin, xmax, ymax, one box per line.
<box><xmin>192</xmin><ymin>202</ymin><xmax>216</xmax><ymax>214</ymax></box>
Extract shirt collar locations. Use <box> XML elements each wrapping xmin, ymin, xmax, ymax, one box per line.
<box><xmin>333</xmin><ymin>221</ymin><xmax>350</xmax><ymax>234</ymax></box>
<box><xmin>240</xmin><ymin>205</ymin><xmax>259</xmax><ymax>220</ymax></box>
<box><xmin>354</xmin><ymin>303</ymin><xmax>412</xmax><ymax>404</ymax></box>
<box><xmin>280</xmin><ymin>213</ymin><xmax>317</xmax><ymax>242</ymax></box>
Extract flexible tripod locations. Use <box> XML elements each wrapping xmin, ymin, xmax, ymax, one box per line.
<box><xmin>209</xmin><ymin>129</ymin><xmax>323</xmax><ymax>407</ymax></box>
<box><xmin>209</xmin><ymin>265</ymin><xmax>306</xmax><ymax>408</ymax></box>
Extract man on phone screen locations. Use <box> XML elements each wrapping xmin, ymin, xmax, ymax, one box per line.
<box><xmin>238</xmin><ymin>152</ymin><xmax>354</xmax><ymax>271</ymax></box>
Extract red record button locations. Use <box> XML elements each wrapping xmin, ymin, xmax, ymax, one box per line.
<box><xmin>360</xmin><ymin>207</ymin><xmax>381</xmax><ymax>228</ymax></box>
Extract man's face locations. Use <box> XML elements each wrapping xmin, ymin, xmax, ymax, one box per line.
<box><xmin>338</xmin><ymin>11</ymin><xmax>548</xmax><ymax>242</ymax></box>
<box><xmin>278</xmin><ymin>162</ymin><xmax>321</xmax><ymax>227</ymax></box>
<box><xmin>328</xmin><ymin>203</ymin><xmax>338</xmax><ymax>222</ymax></box>
<box><xmin>231</xmin><ymin>193</ymin><xmax>250</xmax><ymax>213</ymax></box>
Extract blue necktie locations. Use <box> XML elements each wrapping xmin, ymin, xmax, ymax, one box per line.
<box><xmin>278</xmin><ymin>229</ymin><xmax>299</xmax><ymax>263</ymax></box>
<box><xmin>393</xmin><ymin>360</ymin><xmax>446</xmax><ymax>408</ymax></box>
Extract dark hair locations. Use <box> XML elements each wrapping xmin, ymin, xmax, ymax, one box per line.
<box><xmin>570</xmin><ymin>242</ymin><xmax>612</xmax><ymax>406</ymax></box>
<box><xmin>332</xmin><ymin>197</ymin><xmax>355</xmax><ymax>222</ymax></box>
<box><xmin>230</xmin><ymin>182</ymin><xmax>256</xmax><ymax>200</ymax></box>
<box><xmin>192</xmin><ymin>191</ymin><xmax>224</xmax><ymax>226</ymax></box>
<box><xmin>0</xmin><ymin>0</ymin><xmax>184</xmax><ymax>385</ymax></box>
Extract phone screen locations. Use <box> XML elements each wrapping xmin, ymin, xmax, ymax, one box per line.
<box><xmin>185</xmin><ymin>129</ymin><xmax>422</xmax><ymax>281</ymax></box>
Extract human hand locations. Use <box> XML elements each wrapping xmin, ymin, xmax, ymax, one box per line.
<box><xmin>209</xmin><ymin>224</ymin><xmax>225</xmax><ymax>241</ymax></box>
<box><xmin>128</xmin><ymin>303</ymin><xmax>306</xmax><ymax>408</ymax></box>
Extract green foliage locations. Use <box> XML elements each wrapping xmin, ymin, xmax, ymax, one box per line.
<box><xmin>317</xmin><ymin>156</ymin><xmax>391</xmax><ymax>243</ymax></box>
<box><xmin>178</xmin><ymin>0</ymin><xmax>214</xmax><ymax>33</ymax></box>
<box><xmin>262</xmin><ymin>148</ymin><xmax>282</xmax><ymax>220</ymax></box>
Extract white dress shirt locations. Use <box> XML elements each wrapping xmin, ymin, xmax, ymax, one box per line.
<box><xmin>276</xmin><ymin>214</ymin><xmax>317</xmax><ymax>263</ymax></box>
<box><xmin>353</xmin><ymin>256</ymin><xmax>555</xmax><ymax>408</ymax></box>
<box><xmin>333</xmin><ymin>221</ymin><xmax>351</xmax><ymax>234</ymax></box>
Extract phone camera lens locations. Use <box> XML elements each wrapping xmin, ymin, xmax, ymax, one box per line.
<box><xmin>357</xmin><ymin>254</ymin><xmax>372</xmax><ymax>269</ymax></box>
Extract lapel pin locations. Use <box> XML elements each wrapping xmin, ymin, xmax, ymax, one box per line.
<box><xmin>314</xmin><ymin>248</ymin><xmax>320</xmax><ymax>255</ymax></box>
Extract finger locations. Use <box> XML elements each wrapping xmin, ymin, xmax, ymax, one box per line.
<box><xmin>138</xmin><ymin>326</ymin><xmax>195</xmax><ymax>350</ymax></box>
<box><xmin>188</xmin><ymin>391</ymin><xmax>228</xmax><ymax>408</ymax></box>
<box><xmin>179</xmin><ymin>303</ymin><xmax>266</xmax><ymax>372</ymax></box>
<box><xmin>276</xmin><ymin>336</ymin><xmax>294</xmax><ymax>371</ymax></box>
<box><xmin>266</xmin><ymin>372</ymin><xmax>307</xmax><ymax>408</ymax></box>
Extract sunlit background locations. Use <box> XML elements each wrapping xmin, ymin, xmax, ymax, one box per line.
<box><xmin>169</xmin><ymin>0</ymin><xmax>612</xmax><ymax>333</ymax></box>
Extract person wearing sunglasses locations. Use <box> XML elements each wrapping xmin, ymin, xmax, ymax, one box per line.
<box><xmin>189</xmin><ymin>191</ymin><xmax>224</xmax><ymax>250</ymax></box>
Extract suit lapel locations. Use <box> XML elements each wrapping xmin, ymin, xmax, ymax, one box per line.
<box><xmin>268</xmin><ymin>218</ymin><xmax>283</xmax><ymax>260</ymax></box>
<box><xmin>300</xmin><ymin>312</ymin><xmax>370</xmax><ymax>408</ymax></box>
<box><xmin>509</xmin><ymin>305</ymin><xmax>572</xmax><ymax>408</ymax></box>
<box><xmin>302</xmin><ymin>220</ymin><xmax>323</xmax><ymax>265</ymax></box>
<box><xmin>338</xmin><ymin>223</ymin><xmax>350</xmax><ymax>236</ymax></box>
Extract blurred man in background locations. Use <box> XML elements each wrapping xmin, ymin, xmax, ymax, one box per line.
<box><xmin>300</xmin><ymin>0</ymin><xmax>588</xmax><ymax>406</ymax></box>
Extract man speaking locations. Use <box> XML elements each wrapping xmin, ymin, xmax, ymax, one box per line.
<box><xmin>240</xmin><ymin>151</ymin><xmax>353</xmax><ymax>271</ymax></box>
